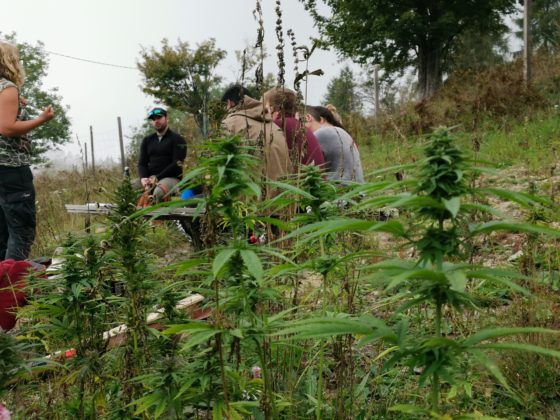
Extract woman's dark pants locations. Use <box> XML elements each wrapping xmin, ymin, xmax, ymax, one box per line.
<box><xmin>0</xmin><ymin>166</ymin><xmax>36</xmax><ymax>261</ymax></box>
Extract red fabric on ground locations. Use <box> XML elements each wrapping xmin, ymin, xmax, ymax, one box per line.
<box><xmin>0</xmin><ymin>259</ymin><xmax>32</xmax><ymax>331</ymax></box>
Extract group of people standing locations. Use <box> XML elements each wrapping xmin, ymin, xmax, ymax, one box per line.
<box><xmin>0</xmin><ymin>38</ymin><xmax>364</xmax><ymax>263</ymax></box>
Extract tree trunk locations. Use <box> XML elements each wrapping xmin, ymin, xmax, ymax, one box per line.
<box><xmin>417</xmin><ymin>41</ymin><xmax>443</xmax><ymax>99</ymax></box>
<box><xmin>523</xmin><ymin>0</ymin><xmax>532</xmax><ymax>86</ymax></box>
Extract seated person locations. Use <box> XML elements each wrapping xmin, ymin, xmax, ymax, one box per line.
<box><xmin>262</xmin><ymin>87</ymin><xmax>325</xmax><ymax>170</ymax></box>
<box><xmin>220</xmin><ymin>85</ymin><xmax>290</xmax><ymax>198</ymax></box>
<box><xmin>305</xmin><ymin>106</ymin><xmax>364</xmax><ymax>183</ymax></box>
<box><xmin>137</xmin><ymin>107</ymin><xmax>187</xmax><ymax>203</ymax></box>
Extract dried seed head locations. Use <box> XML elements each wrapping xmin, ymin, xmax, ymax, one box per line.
<box><xmin>275</xmin><ymin>0</ymin><xmax>285</xmax><ymax>87</ymax></box>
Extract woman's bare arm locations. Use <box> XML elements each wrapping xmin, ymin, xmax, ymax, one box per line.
<box><xmin>0</xmin><ymin>87</ymin><xmax>54</xmax><ymax>137</ymax></box>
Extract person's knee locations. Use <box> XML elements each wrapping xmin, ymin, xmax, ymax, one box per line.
<box><xmin>152</xmin><ymin>186</ymin><xmax>165</xmax><ymax>203</ymax></box>
<box><xmin>154</xmin><ymin>178</ymin><xmax>179</xmax><ymax>202</ymax></box>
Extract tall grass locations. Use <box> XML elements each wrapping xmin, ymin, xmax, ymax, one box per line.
<box><xmin>359</xmin><ymin>108</ymin><xmax>560</xmax><ymax>178</ymax></box>
<box><xmin>32</xmin><ymin>166</ymin><xmax>123</xmax><ymax>258</ymax></box>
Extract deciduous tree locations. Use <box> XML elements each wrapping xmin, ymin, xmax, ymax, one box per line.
<box><xmin>446</xmin><ymin>27</ymin><xmax>510</xmax><ymax>72</ymax></box>
<box><xmin>138</xmin><ymin>39</ymin><xmax>226</xmax><ymax>138</ymax></box>
<box><xmin>301</xmin><ymin>0</ymin><xmax>517</xmax><ymax>98</ymax></box>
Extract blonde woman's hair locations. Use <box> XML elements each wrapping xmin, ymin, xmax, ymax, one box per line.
<box><xmin>0</xmin><ymin>42</ymin><xmax>25</xmax><ymax>87</ymax></box>
<box><xmin>325</xmin><ymin>104</ymin><xmax>343</xmax><ymax>126</ymax></box>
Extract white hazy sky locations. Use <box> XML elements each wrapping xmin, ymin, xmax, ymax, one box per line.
<box><xmin>1</xmin><ymin>0</ymin><xmax>357</xmax><ymax>165</ymax></box>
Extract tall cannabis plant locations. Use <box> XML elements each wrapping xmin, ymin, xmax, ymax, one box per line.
<box><xmin>108</xmin><ymin>177</ymin><xmax>158</xmax><ymax>410</ymax></box>
<box><xmin>167</xmin><ymin>135</ymin><xmax>288</xmax><ymax>418</ymax></box>
<box><xmin>276</xmin><ymin>128</ymin><xmax>560</xmax><ymax>416</ymax></box>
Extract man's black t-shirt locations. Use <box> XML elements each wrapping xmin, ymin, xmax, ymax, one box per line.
<box><xmin>138</xmin><ymin>129</ymin><xmax>187</xmax><ymax>179</ymax></box>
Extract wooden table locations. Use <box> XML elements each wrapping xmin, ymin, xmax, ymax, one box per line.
<box><xmin>65</xmin><ymin>203</ymin><xmax>204</xmax><ymax>250</ymax></box>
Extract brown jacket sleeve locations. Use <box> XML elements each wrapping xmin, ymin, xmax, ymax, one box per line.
<box><xmin>221</xmin><ymin>114</ymin><xmax>290</xmax><ymax>180</ymax></box>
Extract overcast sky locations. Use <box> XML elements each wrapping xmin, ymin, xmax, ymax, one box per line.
<box><xmin>1</xmin><ymin>0</ymin><xmax>358</xmax><ymax>165</ymax></box>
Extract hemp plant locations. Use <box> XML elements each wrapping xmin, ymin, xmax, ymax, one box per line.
<box><xmin>20</xmin><ymin>233</ymin><xmax>115</xmax><ymax>418</ymax></box>
<box><xmin>374</xmin><ymin>129</ymin><xmax>560</xmax><ymax>415</ymax></box>
<box><xmin>167</xmin><ymin>135</ymin><xmax>289</xmax><ymax>419</ymax></box>
<box><xmin>107</xmin><ymin>177</ymin><xmax>159</xmax><ymax>412</ymax></box>
<box><xmin>270</xmin><ymin>166</ymin><xmax>390</xmax><ymax>418</ymax></box>
<box><xmin>0</xmin><ymin>332</ymin><xmax>26</xmax><ymax>399</ymax></box>
<box><xmin>276</xmin><ymin>128</ymin><xmax>560</xmax><ymax>417</ymax></box>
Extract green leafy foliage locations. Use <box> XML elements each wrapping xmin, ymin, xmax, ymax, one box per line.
<box><xmin>323</xmin><ymin>65</ymin><xmax>362</xmax><ymax>114</ymax></box>
<box><xmin>7</xmin><ymin>120</ymin><xmax>560</xmax><ymax>419</ymax></box>
<box><xmin>0</xmin><ymin>333</ymin><xmax>26</xmax><ymax>395</ymax></box>
<box><xmin>138</xmin><ymin>38</ymin><xmax>226</xmax><ymax>137</ymax></box>
<box><xmin>515</xmin><ymin>0</ymin><xmax>560</xmax><ymax>53</ymax></box>
<box><xmin>301</xmin><ymin>0</ymin><xmax>517</xmax><ymax>97</ymax></box>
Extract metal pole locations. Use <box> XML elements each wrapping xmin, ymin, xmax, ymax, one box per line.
<box><xmin>374</xmin><ymin>65</ymin><xmax>380</xmax><ymax>116</ymax></box>
<box><xmin>117</xmin><ymin>117</ymin><xmax>125</xmax><ymax>171</ymax></box>
<box><xmin>89</xmin><ymin>125</ymin><xmax>96</xmax><ymax>172</ymax></box>
<box><xmin>524</xmin><ymin>0</ymin><xmax>532</xmax><ymax>86</ymax></box>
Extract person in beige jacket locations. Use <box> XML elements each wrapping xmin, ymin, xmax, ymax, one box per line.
<box><xmin>221</xmin><ymin>85</ymin><xmax>290</xmax><ymax>197</ymax></box>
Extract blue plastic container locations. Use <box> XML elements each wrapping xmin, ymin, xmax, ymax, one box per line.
<box><xmin>181</xmin><ymin>189</ymin><xmax>195</xmax><ymax>200</ymax></box>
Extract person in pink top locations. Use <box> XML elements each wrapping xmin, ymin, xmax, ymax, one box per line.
<box><xmin>263</xmin><ymin>87</ymin><xmax>325</xmax><ymax>171</ymax></box>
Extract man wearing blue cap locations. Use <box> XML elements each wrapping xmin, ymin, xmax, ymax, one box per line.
<box><xmin>137</xmin><ymin>107</ymin><xmax>187</xmax><ymax>203</ymax></box>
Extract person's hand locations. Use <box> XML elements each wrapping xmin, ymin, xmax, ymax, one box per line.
<box><xmin>141</xmin><ymin>177</ymin><xmax>151</xmax><ymax>189</ymax></box>
<box><xmin>39</xmin><ymin>105</ymin><xmax>55</xmax><ymax>122</ymax></box>
<box><xmin>20</xmin><ymin>97</ymin><xmax>28</xmax><ymax>107</ymax></box>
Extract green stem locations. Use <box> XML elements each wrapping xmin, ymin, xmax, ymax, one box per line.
<box><xmin>316</xmin><ymin>235</ymin><xmax>327</xmax><ymax>420</ymax></box>
<box><xmin>255</xmin><ymin>337</ymin><xmax>277</xmax><ymax>419</ymax></box>
<box><xmin>435</xmin><ymin>300</ymin><xmax>442</xmax><ymax>338</ymax></box>
<box><xmin>316</xmin><ymin>344</ymin><xmax>326</xmax><ymax>420</ymax></box>
<box><xmin>432</xmin><ymin>299</ymin><xmax>443</xmax><ymax>412</ymax></box>
<box><xmin>214</xmin><ymin>277</ymin><xmax>229</xmax><ymax>408</ymax></box>
<box><xmin>217</xmin><ymin>335</ymin><xmax>229</xmax><ymax>406</ymax></box>
<box><xmin>431</xmin><ymin>372</ymin><xmax>440</xmax><ymax>412</ymax></box>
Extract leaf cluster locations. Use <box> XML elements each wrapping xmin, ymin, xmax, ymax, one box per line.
<box><xmin>0</xmin><ymin>332</ymin><xmax>26</xmax><ymax>393</ymax></box>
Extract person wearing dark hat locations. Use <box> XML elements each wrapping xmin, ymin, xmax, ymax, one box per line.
<box><xmin>137</xmin><ymin>107</ymin><xmax>187</xmax><ymax>203</ymax></box>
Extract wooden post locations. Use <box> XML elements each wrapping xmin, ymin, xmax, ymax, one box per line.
<box><xmin>89</xmin><ymin>125</ymin><xmax>96</xmax><ymax>172</ymax></box>
<box><xmin>117</xmin><ymin>117</ymin><xmax>125</xmax><ymax>171</ymax></box>
<box><xmin>84</xmin><ymin>142</ymin><xmax>88</xmax><ymax>170</ymax></box>
<box><xmin>524</xmin><ymin>0</ymin><xmax>532</xmax><ymax>86</ymax></box>
<box><xmin>83</xmin><ymin>140</ymin><xmax>91</xmax><ymax>231</ymax></box>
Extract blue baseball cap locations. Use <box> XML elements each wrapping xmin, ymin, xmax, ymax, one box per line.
<box><xmin>147</xmin><ymin>107</ymin><xmax>167</xmax><ymax>120</ymax></box>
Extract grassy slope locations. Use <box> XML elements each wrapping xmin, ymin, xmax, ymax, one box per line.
<box><xmin>25</xmin><ymin>55</ymin><xmax>560</xmax><ymax>417</ymax></box>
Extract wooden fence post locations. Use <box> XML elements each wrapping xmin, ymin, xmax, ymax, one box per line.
<box><xmin>84</xmin><ymin>141</ymin><xmax>88</xmax><ymax>171</ymax></box>
<box><xmin>89</xmin><ymin>125</ymin><xmax>96</xmax><ymax>172</ymax></box>
<box><xmin>117</xmin><ymin>117</ymin><xmax>125</xmax><ymax>172</ymax></box>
